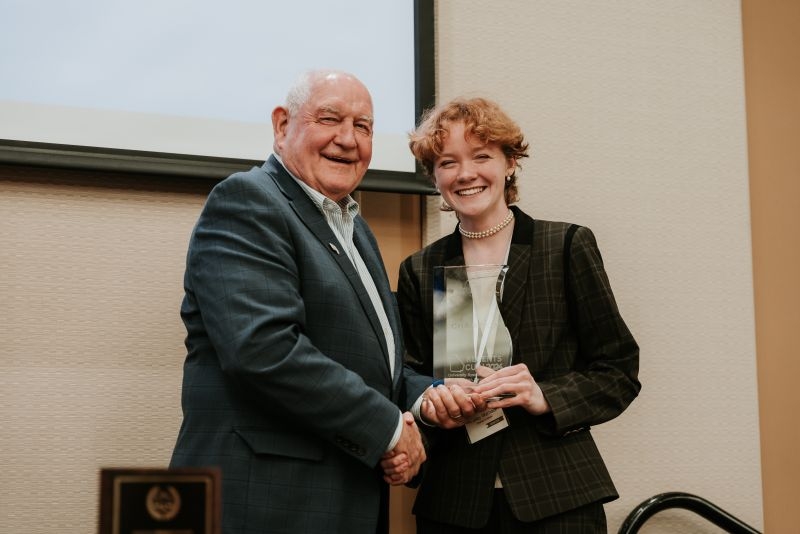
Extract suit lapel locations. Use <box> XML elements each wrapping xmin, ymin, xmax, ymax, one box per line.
<box><xmin>500</xmin><ymin>207</ymin><xmax>533</xmax><ymax>341</ymax></box>
<box><xmin>263</xmin><ymin>157</ymin><xmax>392</xmax><ymax>379</ymax></box>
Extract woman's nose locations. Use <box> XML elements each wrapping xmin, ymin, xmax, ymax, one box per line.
<box><xmin>457</xmin><ymin>162</ymin><xmax>478</xmax><ymax>181</ymax></box>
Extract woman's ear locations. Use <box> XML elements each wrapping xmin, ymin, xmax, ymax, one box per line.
<box><xmin>506</xmin><ymin>157</ymin><xmax>517</xmax><ymax>177</ymax></box>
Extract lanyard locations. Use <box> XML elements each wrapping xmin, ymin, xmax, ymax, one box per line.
<box><xmin>472</xmin><ymin>285</ymin><xmax>500</xmax><ymax>382</ymax></box>
<box><xmin>469</xmin><ymin>245</ymin><xmax>511</xmax><ymax>381</ymax></box>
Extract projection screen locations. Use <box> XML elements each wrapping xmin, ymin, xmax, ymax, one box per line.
<box><xmin>0</xmin><ymin>0</ymin><xmax>435</xmax><ymax>193</ymax></box>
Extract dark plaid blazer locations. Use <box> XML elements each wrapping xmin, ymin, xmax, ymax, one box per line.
<box><xmin>170</xmin><ymin>155</ymin><xmax>430</xmax><ymax>534</ymax></box>
<box><xmin>397</xmin><ymin>206</ymin><xmax>640</xmax><ymax>527</ymax></box>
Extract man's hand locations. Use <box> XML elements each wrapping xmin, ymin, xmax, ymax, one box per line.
<box><xmin>380</xmin><ymin>412</ymin><xmax>426</xmax><ymax>485</ymax></box>
<box><xmin>419</xmin><ymin>378</ymin><xmax>487</xmax><ymax>429</ymax></box>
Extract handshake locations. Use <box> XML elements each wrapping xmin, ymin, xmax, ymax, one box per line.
<box><xmin>378</xmin><ymin>378</ymin><xmax>489</xmax><ymax>485</ymax></box>
<box><xmin>379</xmin><ymin>364</ymin><xmax>546</xmax><ymax>485</ymax></box>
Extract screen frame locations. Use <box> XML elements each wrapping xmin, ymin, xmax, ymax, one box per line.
<box><xmin>0</xmin><ymin>0</ymin><xmax>436</xmax><ymax>195</ymax></box>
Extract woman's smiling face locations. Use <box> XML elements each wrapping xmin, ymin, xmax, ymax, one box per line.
<box><xmin>433</xmin><ymin>121</ymin><xmax>515</xmax><ymax>227</ymax></box>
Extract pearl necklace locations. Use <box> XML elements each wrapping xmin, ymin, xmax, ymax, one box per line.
<box><xmin>458</xmin><ymin>210</ymin><xmax>514</xmax><ymax>239</ymax></box>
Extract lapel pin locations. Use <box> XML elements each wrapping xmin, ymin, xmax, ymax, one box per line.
<box><xmin>328</xmin><ymin>243</ymin><xmax>340</xmax><ymax>254</ymax></box>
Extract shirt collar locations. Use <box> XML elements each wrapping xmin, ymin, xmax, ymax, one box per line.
<box><xmin>273</xmin><ymin>153</ymin><xmax>359</xmax><ymax>216</ymax></box>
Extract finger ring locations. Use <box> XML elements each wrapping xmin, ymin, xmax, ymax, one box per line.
<box><xmin>451</xmin><ymin>414</ymin><xmax>462</xmax><ymax>419</ymax></box>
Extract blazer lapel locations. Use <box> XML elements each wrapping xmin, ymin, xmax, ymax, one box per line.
<box><xmin>263</xmin><ymin>157</ymin><xmax>392</xmax><ymax>379</ymax></box>
<box><xmin>500</xmin><ymin>207</ymin><xmax>533</xmax><ymax>340</ymax></box>
<box><xmin>265</xmin><ymin>158</ymin><xmax>355</xmax><ymax>273</ymax></box>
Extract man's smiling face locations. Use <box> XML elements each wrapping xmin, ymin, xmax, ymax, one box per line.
<box><xmin>272</xmin><ymin>72</ymin><xmax>374</xmax><ymax>202</ymax></box>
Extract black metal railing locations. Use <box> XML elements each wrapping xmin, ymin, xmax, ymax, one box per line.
<box><xmin>618</xmin><ymin>492</ymin><xmax>762</xmax><ymax>534</ymax></box>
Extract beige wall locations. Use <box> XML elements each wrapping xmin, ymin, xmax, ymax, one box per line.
<box><xmin>0</xmin><ymin>167</ymin><xmax>206</xmax><ymax>532</ymax></box>
<box><xmin>428</xmin><ymin>1</ymin><xmax>764</xmax><ymax>532</ymax></box>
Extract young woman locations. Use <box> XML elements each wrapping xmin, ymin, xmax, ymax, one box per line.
<box><xmin>397</xmin><ymin>97</ymin><xmax>641</xmax><ymax>533</ymax></box>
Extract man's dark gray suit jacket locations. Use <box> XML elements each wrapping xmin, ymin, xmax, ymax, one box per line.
<box><xmin>170</xmin><ymin>155</ymin><xmax>429</xmax><ymax>534</ymax></box>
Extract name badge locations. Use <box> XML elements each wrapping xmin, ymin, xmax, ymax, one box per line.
<box><xmin>465</xmin><ymin>408</ymin><xmax>509</xmax><ymax>444</ymax></box>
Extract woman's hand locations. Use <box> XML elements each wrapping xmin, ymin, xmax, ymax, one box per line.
<box><xmin>471</xmin><ymin>364</ymin><xmax>551</xmax><ymax>415</ymax></box>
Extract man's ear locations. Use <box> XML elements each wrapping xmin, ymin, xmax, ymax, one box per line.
<box><xmin>271</xmin><ymin>106</ymin><xmax>289</xmax><ymax>148</ymax></box>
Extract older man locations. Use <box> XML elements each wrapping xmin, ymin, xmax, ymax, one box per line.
<box><xmin>170</xmin><ymin>70</ymin><xmax>428</xmax><ymax>534</ymax></box>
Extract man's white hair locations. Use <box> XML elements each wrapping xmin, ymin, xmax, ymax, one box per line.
<box><xmin>284</xmin><ymin>69</ymin><xmax>360</xmax><ymax>115</ymax></box>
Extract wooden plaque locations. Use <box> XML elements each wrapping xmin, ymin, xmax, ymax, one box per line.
<box><xmin>99</xmin><ymin>467</ymin><xmax>220</xmax><ymax>534</ymax></box>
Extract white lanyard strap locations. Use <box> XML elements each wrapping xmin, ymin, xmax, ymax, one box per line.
<box><xmin>473</xmin><ymin>295</ymin><xmax>499</xmax><ymax>381</ymax></box>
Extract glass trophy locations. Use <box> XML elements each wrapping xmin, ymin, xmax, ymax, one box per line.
<box><xmin>432</xmin><ymin>264</ymin><xmax>513</xmax><ymax>381</ymax></box>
